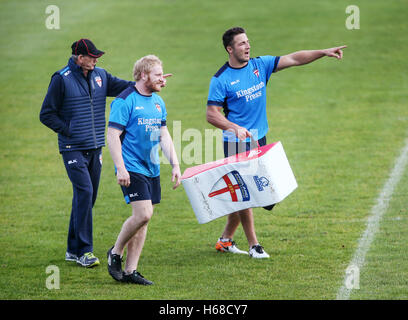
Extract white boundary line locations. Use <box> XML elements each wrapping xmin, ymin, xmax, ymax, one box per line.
<box><xmin>336</xmin><ymin>137</ymin><xmax>408</xmax><ymax>300</ymax></box>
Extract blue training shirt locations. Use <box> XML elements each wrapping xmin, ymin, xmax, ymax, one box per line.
<box><xmin>108</xmin><ymin>86</ymin><xmax>167</xmax><ymax>177</ymax></box>
<box><xmin>207</xmin><ymin>55</ymin><xmax>280</xmax><ymax>142</ymax></box>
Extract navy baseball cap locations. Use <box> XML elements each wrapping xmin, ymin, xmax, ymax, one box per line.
<box><xmin>71</xmin><ymin>39</ymin><xmax>105</xmax><ymax>58</ymax></box>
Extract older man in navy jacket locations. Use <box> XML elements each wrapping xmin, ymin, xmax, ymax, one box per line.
<box><xmin>40</xmin><ymin>39</ymin><xmax>134</xmax><ymax>267</ymax></box>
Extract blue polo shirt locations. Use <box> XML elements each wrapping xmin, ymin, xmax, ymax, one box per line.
<box><xmin>207</xmin><ymin>56</ymin><xmax>280</xmax><ymax>142</ymax></box>
<box><xmin>108</xmin><ymin>86</ymin><xmax>167</xmax><ymax>177</ymax></box>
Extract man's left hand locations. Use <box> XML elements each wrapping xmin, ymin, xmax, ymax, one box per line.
<box><xmin>171</xmin><ymin>166</ymin><xmax>181</xmax><ymax>190</ymax></box>
<box><xmin>323</xmin><ymin>45</ymin><xmax>347</xmax><ymax>59</ymax></box>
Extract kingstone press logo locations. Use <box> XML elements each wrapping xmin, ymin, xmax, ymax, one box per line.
<box><xmin>235</xmin><ymin>81</ymin><xmax>265</xmax><ymax>102</ymax></box>
<box><xmin>138</xmin><ymin>117</ymin><xmax>161</xmax><ymax>132</ymax></box>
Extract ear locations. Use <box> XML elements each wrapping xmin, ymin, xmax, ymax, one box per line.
<box><xmin>226</xmin><ymin>45</ymin><xmax>233</xmax><ymax>55</ymax></box>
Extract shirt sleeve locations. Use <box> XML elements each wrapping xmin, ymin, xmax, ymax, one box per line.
<box><xmin>259</xmin><ymin>55</ymin><xmax>281</xmax><ymax>81</ymax></box>
<box><xmin>105</xmin><ymin>70</ymin><xmax>135</xmax><ymax>97</ymax></box>
<box><xmin>39</xmin><ymin>73</ymin><xmax>71</xmax><ymax>136</ymax></box>
<box><xmin>161</xmin><ymin>100</ymin><xmax>167</xmax><ymax>126</ymax></box>
<box><xmin>108</xmin><ymin>98</ymin><xmax>131</xmax><ymax>131</ymax></box>
<box><xmin>207</xmin><ymin>76</ymin><xmax>226</xmax><ymax>107</ymax></box>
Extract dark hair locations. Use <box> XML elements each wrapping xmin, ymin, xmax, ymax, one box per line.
<box><xmin>222</xmin><ymin>27</ymin><xmax>246</xmax><ymax>51</ymax></box>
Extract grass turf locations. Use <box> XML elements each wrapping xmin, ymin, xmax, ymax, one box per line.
<box><xmin>0</xmin><ymin>0</ymin><xmax>407</xmax><ymax>300</ymax></box>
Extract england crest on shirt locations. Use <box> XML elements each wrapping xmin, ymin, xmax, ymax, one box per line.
<box><xmin>95</xmin><ymin>76</ymin><xmax>102</xmax><ymax>87</ymax></box>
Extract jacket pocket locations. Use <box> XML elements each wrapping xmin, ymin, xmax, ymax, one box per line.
<box><xmin>67</xmin><ymin>119</ymin><xmax>75</xmax><ymax>137</ymax></box>
<box><xmin>68</xmin><ymin>119</ymin><xmax>90</xmax><ymax>145</ymax></box>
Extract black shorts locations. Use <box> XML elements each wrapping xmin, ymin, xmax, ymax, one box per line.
<box><xmin>223</xmin><ymin>136</ymin><xmax>267</xmax><ymax>157</ymax></box>
<box><xmin>121</xmin><ymin>171</ymin><xmax>161</xmax><ymax>205</ymax></box>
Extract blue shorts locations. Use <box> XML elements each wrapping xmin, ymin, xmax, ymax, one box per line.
<box><xmin>223</xmin><ymin>136</ymin><xmax>267</xmax><ymax>157</ymax></box>
<box><xmin>120</xmin><ymin>171</ymin><xmax>161</xmax><ymax>205</ymax></box>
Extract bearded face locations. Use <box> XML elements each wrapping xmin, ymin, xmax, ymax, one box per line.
<box><xmin>144</xmin><ymin>64</ymin><xmax>164</xmax><ymax>93</ymax></box>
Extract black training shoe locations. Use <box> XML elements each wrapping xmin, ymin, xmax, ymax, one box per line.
<box><xmin>107</xmin><ymin>246</ymin><xmax>123</xmax><ymax>281</ymax></box>
<box><xmin>122</xmin><ymin>271</ymin><xmax>153</xmax><ymax>285</ymax></box>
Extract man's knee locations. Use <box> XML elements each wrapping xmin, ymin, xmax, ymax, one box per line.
<box><xmin>138</xmin><ymin>212</ymin><xmax>152</xmax><ymax>226</ymax></box>
<box><xmin>238</xmin><ymin>208</ymin><xmax>252</xmax><ymax>216</ymax></box>
<box><xmin>75</xmin><ymin>183</ymin><xmax>94</xmax><ymax>200</ymax></box>
<box><xmin>131</xmin><ymin>201</ymin><xmax>153</xmax><ymax>225</ymax></box>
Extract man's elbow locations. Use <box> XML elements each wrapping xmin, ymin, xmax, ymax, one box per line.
<box><xmin>39</xmin><ymin>110</ymin><xmax>51</xmax><ymax>127</ymax></box>
<box><xmin>206</xmin><ymin>110</ymin><xmax>217</xmax><ymax>125</ymax></box>
<box><xmin>106</xmin><ymin>128</ymin><xmax>115</xmax><ymax>142</ymax></box>
<box><xmin>39</xmin><ymin>112</ymin><xmax>45</xmax><ymax>125</ymax></box>
<box><xmin>107</xmin><ymin>127</ymin><xmax>123</xmax><ymax>144</ymax></box>
<box><xmin>206</xmin><ymin>112</ymin><xmax>212</xmax><ymax>124</ymax></box>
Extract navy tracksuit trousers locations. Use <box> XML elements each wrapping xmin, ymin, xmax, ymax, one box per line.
<box><xmin>62</xmin><ymin>148</ymin><xmax>102</xmax><ymax>257</ymax></box>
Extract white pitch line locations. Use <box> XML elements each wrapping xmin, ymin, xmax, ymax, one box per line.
<box><xmin>336</xmin><ymin>137</ymin><xmax>408</xmax><ymax>300</ymax></box>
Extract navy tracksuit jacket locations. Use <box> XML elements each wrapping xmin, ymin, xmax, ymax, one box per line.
<box><xmin>40</xmin><ymin>57</ymin><xmax>134</xmax><ymax>256</ymax></box>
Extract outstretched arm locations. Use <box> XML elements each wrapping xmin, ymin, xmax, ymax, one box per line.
<box><xmin>161</xmin><ymin>73</ymin><xmax>173</xmax><ymax>87</ymax></box>
<box><xmin>276</xmin><ymin>45</ymin><xmax>347</xmax><ymax>71</ymax></box>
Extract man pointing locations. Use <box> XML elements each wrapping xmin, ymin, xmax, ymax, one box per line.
<box><xmin>206</xmin><ymin>27</ymin><xmax>346</xmax><ymax>258</ymax></box>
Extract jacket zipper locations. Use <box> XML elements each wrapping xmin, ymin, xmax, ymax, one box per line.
<box><xmin>88</xmin><ymin>76</ymin><xmax>97</xmax><ymax>148</ymax></box>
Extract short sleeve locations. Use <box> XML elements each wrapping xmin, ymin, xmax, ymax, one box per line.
<box><xmin>259</xmin><ymin>55</ymin><xmax>281</xmax><ymax>81</ymax></box>
<box><xmin>108</xmin><ymin>98</ymin><xmax>131</xmax><ymax>131</ymax></box>
<box><xmin>207</xmin><ymin>76</ymin><xmax>226</xmax><ymax>107</ymax></box>
<box><xmin>161</xmin><ymin>100</ymin><xmax>167</xmax><ymax>126</ymax></box>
